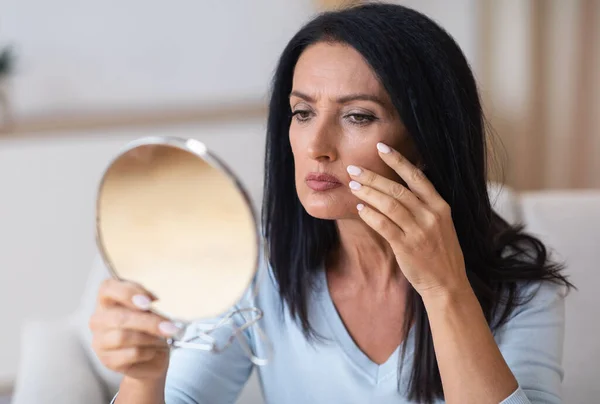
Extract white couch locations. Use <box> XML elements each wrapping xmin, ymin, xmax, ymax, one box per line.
<box><xmin>10</xmin><ymin>184</ymin><xmax>600</xmax><ymax>404</ymax></box>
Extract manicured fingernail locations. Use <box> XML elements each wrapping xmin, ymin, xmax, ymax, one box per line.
<box><xmin>377</xmin><ymin>142</ymin><xmax>391</xmax><ymax>154</ymax></box>
<box><xmin>357</xmin><ymin>203</ymin><xmax>365</xmax><ymax>211</ymax></box>
<box><xmin>159</xmin><ymin>321</ymin><xmax>181</xmax><ymax>336</ymax></box>
<box><xmin>349</xmin><ymin>181</ymin><xmax>362</xmax><ymax>190</ymax></box>
<box><xmin>132</xmin><ymin>295</ymin><xmax>152</xmax><ymax>310</ymax></box>
<box><xmin>347</xmin><ymin>165</ymin><xmax>362</xmax><ymax>176</ymax></box>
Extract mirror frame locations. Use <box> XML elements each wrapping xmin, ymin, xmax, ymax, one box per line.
<box><xmin>94</xmin><ymin>135</ymin><xmax>261</xmax><ymax>321</ymax></box>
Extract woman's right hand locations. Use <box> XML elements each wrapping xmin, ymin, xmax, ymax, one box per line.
<box><xmin>89</xmin><ymin>278</ymin><xmax>181</xmax><ymax>381</ymax></box>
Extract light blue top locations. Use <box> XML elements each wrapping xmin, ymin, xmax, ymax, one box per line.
<box><xmin>113</xmin><ymin>257</ymin><xmax>565</xmax><ymax>403</ymax></box>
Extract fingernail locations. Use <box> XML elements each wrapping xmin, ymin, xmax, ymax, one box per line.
<box><xmin>159</xmin><ymin>321</ymin><xmax>181</xmax><ymax>336</ymax></box>
<box><xmin>349</xmin><ymin>181</ymin><xmax>362</xmax><ymax>190</ymax></box>
<box><xmin>132</xmin><ymin>295</ymin><xmax>152</xmax><ymax>310</ymax></box>
<box><xmin>347</xmin><ymin>165</ymin><xmax>362</xmax><ymax>176</ymax></box>
<box><xmin>357</xmin><ymin>203</ymin><xmax>365</xmax><ymax>211</ymax></box>
<box><xmin>377</xmin><ymin>142</ymin><xmax>391</xmax><ymax>154</ymax></box>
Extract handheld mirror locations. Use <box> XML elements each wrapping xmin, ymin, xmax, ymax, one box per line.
<box><xmin>95</xmin><ymin>136</ymin><xmax>268</xmax><ymax>364</ymax></box>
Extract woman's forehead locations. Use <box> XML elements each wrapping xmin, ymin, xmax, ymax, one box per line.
<box><xmin>292</xmin><ymin>42</ymin><xmax>383</xmax><ymax>97</ymax></box>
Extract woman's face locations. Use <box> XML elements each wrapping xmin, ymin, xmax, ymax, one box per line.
<box><xmin>289</xmin><ymin>42</ymin><xmax>416</xmax><ymax>220</ymax></box>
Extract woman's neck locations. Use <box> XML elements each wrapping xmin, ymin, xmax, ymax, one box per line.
<box><xmin>329</xmin><ymin>218</ymin><xmax>407</xmax><ymax>291</ymax></box>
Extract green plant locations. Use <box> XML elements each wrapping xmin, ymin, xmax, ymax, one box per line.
<box><xmin>0</xmin><ymin>46</ymin><xmax>14</xmax><ymax>78</ymax></box>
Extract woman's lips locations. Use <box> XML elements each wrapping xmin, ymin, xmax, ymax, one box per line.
<box><xmin>305</xmin><ymin>172</ymin><xmax>342</xmax><ymax>191</ymax></box>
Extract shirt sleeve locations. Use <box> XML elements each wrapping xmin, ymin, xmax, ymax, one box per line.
<box><xmin>501</xmin><ymin>387</ymin><xmax>538</xmax><ymax>404</ymax></box>
<box><xmin>163</xmin><ymin>309</ymin><xmax>255</xmax><ymax>404</ymax></box>
<box><xmin>496</xmin><ymin>281</ymin><xmax>566</xmax><ymax>404</ymax></box>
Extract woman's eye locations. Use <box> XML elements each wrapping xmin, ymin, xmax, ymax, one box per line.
<box><xmin>346</xmin><ymin>113</ymin><xmax>376</xmax><ymax>125</ymax></box>
<box><xmin>292</xmin><ymin>110</ymin><xmax>312</xmax><ymax>122</ymax></box>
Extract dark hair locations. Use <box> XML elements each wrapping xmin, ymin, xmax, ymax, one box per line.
<box><xmin>262</xmin><ymin>3</ymin><xmax>572</xmax><ymax>403</ymax></box>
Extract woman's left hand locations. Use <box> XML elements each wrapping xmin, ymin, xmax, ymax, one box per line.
<box><xmin>348</xmin><ymin>142</ymin><xmax>470</xmax><ymax>298</ymax></box>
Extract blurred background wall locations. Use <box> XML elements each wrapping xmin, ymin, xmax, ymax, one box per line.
<box><xmin>479</xmin><ymin>0</ymin><xmax>600</xmax><ymax>190</ymax></box>
<box><xmin>0</xmin><ymin>0</ymin><xmax>316</xmax><ymax>389</ymax></box>
<box><xmin>0</xmin><ymin>0</ymin><xmax>597</xmax><ymax>394</ymax></box>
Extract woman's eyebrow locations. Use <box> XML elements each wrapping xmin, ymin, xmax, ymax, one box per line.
<box><xmin>290</xmin><ymin>90</ymin><xmax>385</xmax><ymax>106</ymax></box>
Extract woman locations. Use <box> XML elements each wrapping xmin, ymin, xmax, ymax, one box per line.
<box><xmin>91</xmin><ymin>3</ymin><xmax>571</xmax><ymax>403</ymax></box>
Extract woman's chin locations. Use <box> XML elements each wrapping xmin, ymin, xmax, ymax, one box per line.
<box><xmin>301</xmin><ymin>197</ymin><xmax>356</xmax><ymax>220</ymax></box>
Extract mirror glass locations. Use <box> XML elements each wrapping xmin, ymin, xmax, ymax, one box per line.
<box><xmin>96</xmin><ymin>137</ymin><xmax>259</xmax><ymax>323</ymax></box>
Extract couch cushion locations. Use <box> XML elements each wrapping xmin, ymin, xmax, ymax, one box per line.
<box><xmin>11</xmin><ymin>319</ymin><xmax>107</xmax><ymax>404</ymax></box>
<box><xmin>519</xmin><ymin>190</ymin><xmax>600</xmax><ymax>403</ymax></box>
<box><xmin>73</xmin><ymin>257</ymin><xmax>123</xmax><ymax>396</ymax></box>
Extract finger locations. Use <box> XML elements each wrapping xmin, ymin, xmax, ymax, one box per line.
<box><xmin>347</xmin><ymin>165</ymin><xmax>425</xmax><ymax>213</ymax></box>
<box><xmin>98</xmin><ymin>278</ymin><xmax>157</xmax><ymax>311</ymax></box>
<box><xmin>349</xmin><ymin>180</ymin><xmax>419</xmax><ymax>233</ymax></box>
<box><xmin>376</xmin><ymin>142</ymin><xmax>442</xmax><ymax>207</ymax></box>
<box><xmin>89</xmin><ymin>306</ymin><xmax>181</xmax><ymax>338</ymax></box>
<box><xmin>94</xmin><ymin>329</ymin><xmax>169</xmax><ymax>351</ymax></box>
<box><xmin>128</xmin><ymin>281</ymin><xmax>159</xmax><ymax>300</ymax></box>
<box><xmin>99</xmin><ymin>347</ymin><xmax>161</xmax><ymax>372</ymax></box>
<box><xmin>356</xmin><ymin>203</ymin><xmax>405</xmax><ymax>250</ymax></box>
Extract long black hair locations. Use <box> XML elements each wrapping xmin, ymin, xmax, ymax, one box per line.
<box><xmin>262</xmin><ymin>3</ymin><xmax>572</xmax><ymax>403</ymax></box>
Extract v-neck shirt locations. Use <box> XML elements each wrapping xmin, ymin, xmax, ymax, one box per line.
<box><xmin>113</xmin><ymin>256</ymin><xmax>564</xmax><ymax>403</ymax></box>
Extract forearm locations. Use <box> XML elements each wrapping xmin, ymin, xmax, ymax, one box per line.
<box><xmin>115</xmin><ymin>376</ymin><xmax>167</xmax><ymax>404</ymax></box>
<box><xmin>423</xmin><ymin>288</ymin><xmax>518</xmax><ymax>404</ymax></box>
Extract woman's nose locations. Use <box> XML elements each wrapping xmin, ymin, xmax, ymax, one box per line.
<box><xmin>306</xmin><ymin>120</ymin><xmax>338</xmax><ymax>162</ymax></box>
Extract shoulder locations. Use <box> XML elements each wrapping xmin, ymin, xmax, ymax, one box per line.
<box><xmin>493</xmin><ymin>280</ymin><xmax>566</xmax><ymax>347</ymax></box>
<box><xmin>492</xmin><ymin>282</ymin><xmax>567</xmax><ymax>402</ymax></box>
<box><xmin>508</xmin><ymin>280</ymin><xmax>566</xmax><ymax>324</ymax></box>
